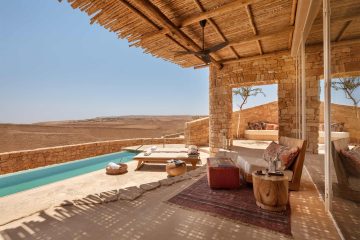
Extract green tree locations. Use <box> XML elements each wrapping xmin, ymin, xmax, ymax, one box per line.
<box><xmin>233</xmin><ymin>87</ymin><xmax>265</xmax><ymax>138</ymax></box>
<box><xmin>332</xmin><ymin>76</ymin><xmax>360</xmax><ymax>118</ymax></box>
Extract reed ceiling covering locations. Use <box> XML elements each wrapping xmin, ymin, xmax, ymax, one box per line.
<box><xmin>307</xmin><ymin>0</ymin><xmax>360</xmax><ymax>45</ymax></box>
<box><xmin>64</xmin><ymin>0</ymin><xmax>359</xmax><ymax>68</ymax></box>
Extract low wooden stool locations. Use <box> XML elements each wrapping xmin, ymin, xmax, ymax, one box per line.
<box><xmin>252</xmin><ymin>171</ymin><xmax>288</xmax><ymax>211</ymax></box>
<box><xmin>166</xmin><ymin>161</ymin><xmax>187</xmax><ymax>177</ymax></box>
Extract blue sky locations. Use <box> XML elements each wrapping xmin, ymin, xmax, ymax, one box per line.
<box><xmin>0</xmin><ymin>1</ymin><xmax>357</xmax><ymax>123</ymax></box>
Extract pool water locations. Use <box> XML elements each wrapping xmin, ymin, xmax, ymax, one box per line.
<box><xmin>0</xmin><ymin>151</ymin><xmax>137</xmax><ymax>197</ymax></box>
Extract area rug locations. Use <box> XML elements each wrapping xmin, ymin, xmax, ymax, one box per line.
<box><xmin>167</xmin><ymin>176</ymin><xmax>292</xmax><ymax>236</ymax></box>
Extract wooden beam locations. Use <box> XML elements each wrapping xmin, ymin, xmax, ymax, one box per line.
<box><xmin>291</xmin><ymin>0</ymin><xmax>322</xmax><ymax>56</ymax></box>
<box><xmin>313</xmin><ymin>12</ymin><xmax>360</xmax><ymax>26</ymax></box>
<box><xmin>228</xmin><ymin>26</ymin><xmax>294</xmax><ymax>47</ymax></box>
<box><xmin>220</xmin><ymin>50</ymin><xmax>290</xmax><ymax>65</ymax></box>
<box><xmin>288</xmin><ymin>0</ymin><xmax>298</xmax><ymax>50</ymax></box>
<box><xmin>335</xmin><ymin>20</ymin><xmax>352</xmax><ymax>42</ymax></box>
<box><xmin>290</xmin><ymin>0</ymin><xmax>298</xmax><ymax>25</ymax></box>
<box><xmin>220</xmin><ymin>38</ymin><xmax>360</xmax><ymax>66</ymax></box>
<box><xmin>134</xmin><ymin>0</ymin><xmax>257</xmax><ymax>44</ymax></box>
<box><xmin>257</xmin><ymin>41</ymin><xmax>263</xmax><ymax>55</ymax></box>
<box><xmin>192</xmin><ymin>0</ymin><xmax>240</xmax><ymax>59</ymax></box>
<box><xmin>194</xmin><ymin>64</ymin><xmax>210</xmax><ymax>69</ymax></box>
<box><xmin>244</xmin><ymin>4</ymin><xmax>262</xmax><ymax>55</ymax></box>
<box><xmin>118</xmin><ymin>0</ymin><xmax>206</xmax><ymax>64</ymax></box>
<box><xmin>132</xmin><ymin>0</ymin><xmax>222</xmax><ymax>68</ymax></box>
<box><xmin>182</xmin><ymin>0</ymin><xmax>255</xmax><ymax>27</ymax></box>
<box><xmin>245</xmin><ymin>4</ymin><xmax>257</xmax><ymax>35</ymax></box>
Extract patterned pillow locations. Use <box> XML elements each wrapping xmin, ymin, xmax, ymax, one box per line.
<box><xmin>340</xmin><ymin>148</ymin><xmax>360</xmax><ymax>177</ymax></box>
<box><xmin>263</xmin><ymin>141</ymin><xmax>300</xmax><ymax>170</ymax></box>
<box><xmin>248</xmin><ymin>122</ymin><xmax>263</xmax><ymax>130</ymax></box>
<box><xmin>264</xmin><ymin>123</ymin><xmax>279</xmax><ymax>130</ymax></box>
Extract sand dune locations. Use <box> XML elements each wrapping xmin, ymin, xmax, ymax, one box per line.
<box><xmin>0</xmin><ymin>116</ymin><xmax>204</xmax><ymax>153</ymax></box>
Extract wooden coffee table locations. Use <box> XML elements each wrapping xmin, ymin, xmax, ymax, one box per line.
<box><xmin>252</xmin><ymin>171</ymin><xmax>289</xmax><ymax>211</ymax></box>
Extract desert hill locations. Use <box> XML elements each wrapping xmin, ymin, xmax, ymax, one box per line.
<box><xmin>0</xmin><ymin>115</ymin><xmax>205</xmax><ymax>153</ymax></box>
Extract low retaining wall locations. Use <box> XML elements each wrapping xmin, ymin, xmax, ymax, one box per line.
<box><xmin>0</xmin><ymin>138</ymin><xmax>184</xmax><ymax>175</ymax></box>
<box><xmin>184</xmin><ymin>117</ymin><xmax>209</xmax><ymax>146</ymax></box>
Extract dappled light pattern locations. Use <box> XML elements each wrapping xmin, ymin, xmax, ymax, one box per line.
<box><xmin>305</xmin><ymin>154</ymin><xmax>360</xmax><ymax>239</ymax></box>
<box><xmin>1</xmin><ymin>163</ymin><xmax>340</xmax><ymax>240</ymax></box>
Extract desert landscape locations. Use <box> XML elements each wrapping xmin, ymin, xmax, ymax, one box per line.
<box><xmin>0</xmin><ymin>116</ymin><xmax>203</xmax><ymax>153</ymax></box>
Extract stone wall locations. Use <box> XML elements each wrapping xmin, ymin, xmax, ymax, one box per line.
<box><xmin>184</xmin><ymin>117</ymin><xmax>209</xmax><ymax>146</ymax></box>
<box><xmin>232</xmin><ymin>101</ymin><xmax>279</xmax><ymax>139</ymax></box>
<box><xmin>209</xmin><ymin>65</ymin><xmax>233</xmax><ymax>156</ymax></box>
<box><xmin>304</xmin><ymin>42</ymin><xmax>360</xmax><ymax>151</ymax></box>
<box><xmin>209</xmin><ymin>52</ymin><xmax>297</xmax><ymax>154</ymax></box>
<box><xmin>208</xmin><ymin>41</ymin><xmax>360</xmax><ymax>154</ymax></box>
<box><xmin>319</xmin><ymin>103</ymin><xmax>360</xmax><ymax>144</ymax></box>
<box><xmin>0</xmin><ymin>138</ymin><xmax>184</xmax><ymax>175</ymax></box>
<box><xmin>185</xmin><ymin>102</ymin><xmax>278</xmax><ymax>146</ymax></box>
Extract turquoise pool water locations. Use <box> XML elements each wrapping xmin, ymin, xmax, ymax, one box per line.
<box><xmin>0</xmin><ymin>151</ymin><xmax>137</xmax><ymax>197</ymax></box>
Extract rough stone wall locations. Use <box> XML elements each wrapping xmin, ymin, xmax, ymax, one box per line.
<box><xmin>232</xmin><ymin>101</ymin><xmax>279</xmax><ymax>138</ymax></box>
<box><xmin>210</xmin><ymin>53</ymin><xmax>297</xmax><ymax>153</ymax></box>
<box><xmin>0</xmin><ymin>138</ymin><xmax>184</xmax><ymax>174</ymax></box>
<box><xmin>319</xmin><ymin>103</ymin><xmax>360</xmax><ymax>144</ymax></box>
<box><xmin>186</xmin><ymin>102</ymin><xmax>278</xmax><ymax>146</ymax></box>
<box><xmin>209</xmin><ymin>65</ymin><xmax>233</xmax><ymax>156</ymax></box>
<box><xmin>207</xmin><ymin>42</ymin><xmax>360</xmax><ymax>154</ymax></box>
<box><xmin>184</xmin><ymin>117</ymin><xmax>209</xmax><ymax>146</ymax></box>
<box><xmin>305</xmin><ymin>42</ymin><xmax>360</xmax><ymax>151</ymax></box>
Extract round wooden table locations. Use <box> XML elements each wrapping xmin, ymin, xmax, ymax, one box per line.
<box><xmin>252</xmin><ymin>172</ymin><xmax>289</xmax><ymax>211</ymax></box>
<box><xmin>166</xmin><ymin>161</ymin><xmax>187</xmax><ymax>177</ymax></box>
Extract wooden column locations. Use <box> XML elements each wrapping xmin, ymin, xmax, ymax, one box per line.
<box><xmin>323</xmin><ymin>0</ymin><xmax>332</xmax><ymax>213</ymax></box>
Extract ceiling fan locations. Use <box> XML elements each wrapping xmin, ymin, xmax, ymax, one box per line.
<box><xmin>173</xmin><ymin>19</ymin><xmax>228</xmax><ymax>63</ymax></box>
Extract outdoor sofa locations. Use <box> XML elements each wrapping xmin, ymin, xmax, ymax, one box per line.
<box><xmin>237</xmin><ymin>136</ymin><xmax>307</xmax><ymax>191</ymax></box>
<box><xmin>331</xmin><ymin>138</ymin><xmax>360</xmax><ymax>202</ymax></box>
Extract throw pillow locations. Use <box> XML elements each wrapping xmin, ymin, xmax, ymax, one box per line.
<box><xmin>263</xmin><ymin>141</ymin><xmax>300</xmax><ymax>170</ymax></box>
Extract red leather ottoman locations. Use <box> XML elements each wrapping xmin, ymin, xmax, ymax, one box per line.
<box><xmin>207</xmin><ymin>157</ymin><xmax>241</xmax><ymax>189</ymax></box>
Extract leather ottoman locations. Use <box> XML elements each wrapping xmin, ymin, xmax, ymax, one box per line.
<box><xmin>207</xmin><ymin>157</ymin><xmax>240</xmax><ymax>189</ymax></box>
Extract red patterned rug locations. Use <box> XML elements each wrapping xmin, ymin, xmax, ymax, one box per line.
<box><xmin>167</xmin><ymin>176</ymin><xmax>292</xmax><ymax>236</ymax></box>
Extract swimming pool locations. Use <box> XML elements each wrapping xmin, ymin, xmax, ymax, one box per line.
<box><xmin>0</xmin><ymin>151</ymin><xmax>137</xmax><ymax>197</ymax></box>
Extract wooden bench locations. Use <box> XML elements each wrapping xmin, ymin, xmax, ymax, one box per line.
<box><xmin>133</xmin><ymin>152</ymin><xmax>200</xmax><ymax>170</ymax></box>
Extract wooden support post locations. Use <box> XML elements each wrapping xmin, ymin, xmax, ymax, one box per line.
<box><xmin>323</xmin><ymin>0</ymin><xmax>332</xmax><ymax>213</ymax></box>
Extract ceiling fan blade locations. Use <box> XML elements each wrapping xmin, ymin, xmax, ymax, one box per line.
<box><xmin>193</xmin><ymin>51</ymin><xmax>208</xmax><ymax>57</ymax></box>
<box><xmin>200</xmin><ymin>54</ymin><xmax>211</xmax><ymax>64</ymax></box>
<box><xmin>207</xmin><ymin>41</ymin><xmax>229</xmax><ymax>53</ymax></box>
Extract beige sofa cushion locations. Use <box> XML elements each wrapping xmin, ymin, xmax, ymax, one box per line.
<box><xmin>236</xmin><ymin>155</ymin><xmax>293</xmax><ymax>181</ymax></box>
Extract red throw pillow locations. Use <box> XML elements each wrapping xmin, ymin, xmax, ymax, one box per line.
<box><xmin>340</xmin><ymin>148</ymin><xmax>360</xmax><ymax>177</ymax></box>
<box><xmin>263</xmin><ymin>141</ymin><xmax>300</xmax><ymax>170</ymax></box>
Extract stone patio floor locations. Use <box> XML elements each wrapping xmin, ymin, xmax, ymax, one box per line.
<box><xmin>0</xmin><ymin>143</ymin><xmax>342</xmax><ymax>239</ymax></box>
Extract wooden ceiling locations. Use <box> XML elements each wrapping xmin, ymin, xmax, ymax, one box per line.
<box><xmin>64</xmin><ymin>0</ymin><xmax>297</xmax><ymax>68</ymax></box>
<box><xmin>307</xmin><ymin>0</ymin><xmax>360</xmax><ymax>45</ymax></box>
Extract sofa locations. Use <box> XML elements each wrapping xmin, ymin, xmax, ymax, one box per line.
<box><xmin>236</xmin><ymin>136</ymin><xmax>307</xmax><ymax>191</ymax></box>
<box><xmin>332</xmin><ymin>138</ymin><xmax>360</xmax><ymax>202</ymax></box>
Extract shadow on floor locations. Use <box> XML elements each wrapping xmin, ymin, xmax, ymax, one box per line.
<box><xmin>305</xmin><ymin>153</ymin><xmax>360</xmax><ymax>240</ymax></box>
<box><xmin>0</xmin><ymin>180</ymin><xmax>290</xmax><ymax>240</ymax></box>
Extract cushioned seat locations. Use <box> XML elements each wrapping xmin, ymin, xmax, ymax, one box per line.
<box><xmin>236</xmin><ymin>155</ymin><xmax>293</xmax><ymax>181</ymax></box>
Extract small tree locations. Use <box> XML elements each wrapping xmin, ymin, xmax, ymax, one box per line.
<box><xmin>233</xmin><ymin>87</ymin><xmax>265</xmax><ymax>138</ymax></box>
<box><xmin>332</xmin><ymin>76</ymin><xmax>360</xmax><ymax>118</ymax></box>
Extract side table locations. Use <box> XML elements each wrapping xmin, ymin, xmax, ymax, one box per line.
<box><xmin>252</xmin><ymin>172</ymin><xmax>289</xmax><ymax>211</ymax></box>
